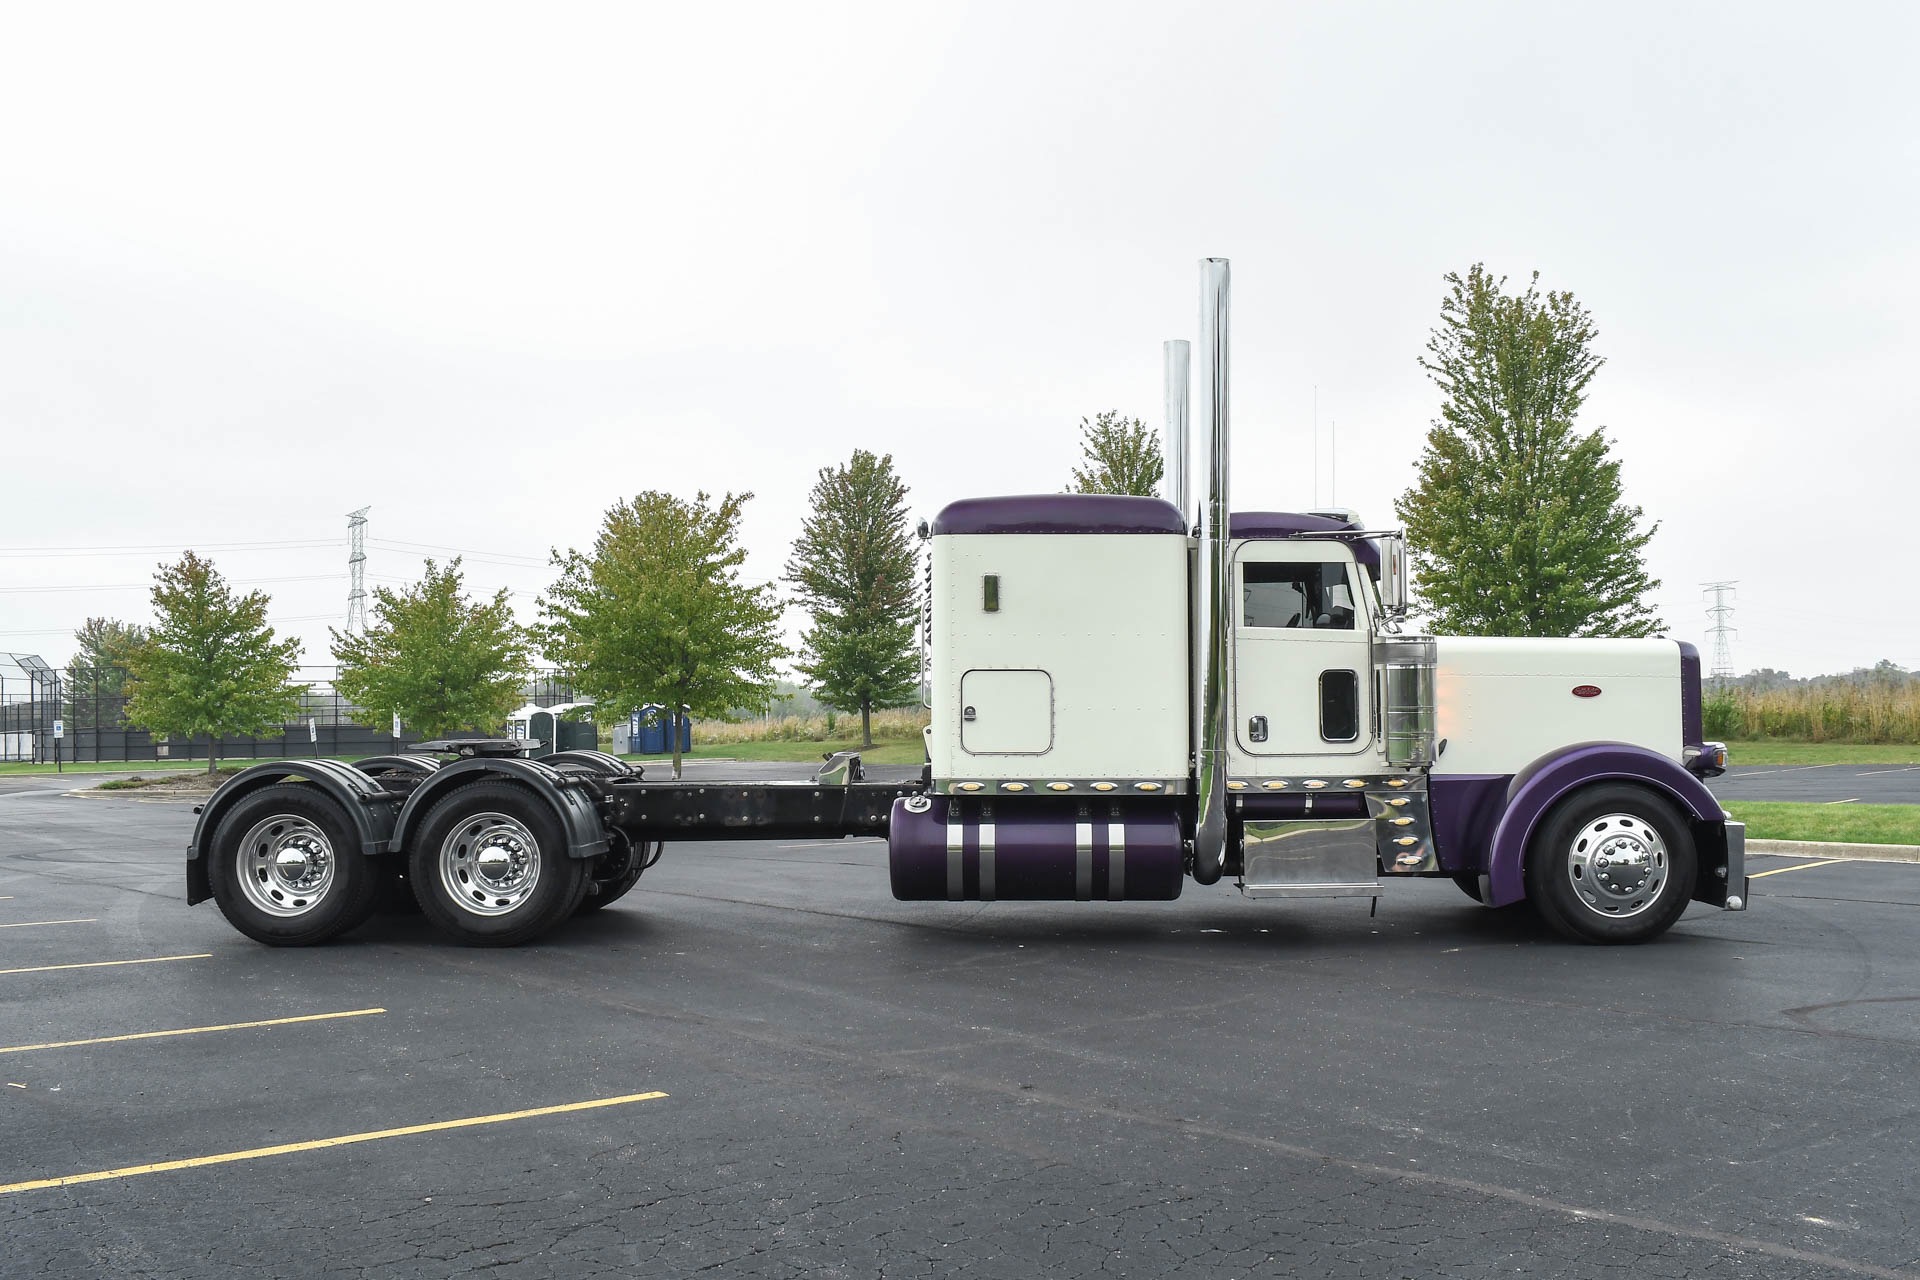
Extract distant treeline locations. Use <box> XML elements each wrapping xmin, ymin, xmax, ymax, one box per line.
<box><xmin>1706</xmin><ymin>660</ymin><xmax>1920</xmax><ymax>743</ymax></box>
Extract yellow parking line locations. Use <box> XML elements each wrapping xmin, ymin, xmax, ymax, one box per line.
<box><xmin>0</xmin><ymin>918</ymin><xmax>97</xmax><ymax>930</ymax></box>
<box><xmin>0</xmin><ymin>1008</ymin><xmax>387</xmax><ymax>1057</ymax></box>
<box><xmin>1749</xmin><ymin>860</ymin><xmax>1834</xmax><ymax>879</ymax></box>
<box><xmin>0</xmin><ymin>1090</ymin><xmax>669</xmax><ymax>1195</ymax></box>
<box><xmin>0</xmin><ymin>954</ymin><xmax>212</xmax><ymax>977</ymax></box>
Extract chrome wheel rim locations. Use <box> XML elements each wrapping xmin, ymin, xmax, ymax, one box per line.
<box><xmin>236</xmin><ymin>815</ymin><xmax>336</xmax><ymax>918</ymax></box>
<box><xmin>1566</xmin><ymin>812</ymin><xmax>1668</xmax><ymax>918</ymax></box>
<box><xmin>439</xmin><ymin>812</ymin><xmax>541</xmax><ymax>917</ymax></box>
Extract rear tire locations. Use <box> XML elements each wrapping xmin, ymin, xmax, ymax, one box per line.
<box><xmin>207</xmin><ymin>783</ymin><xmax>382</xmax><ymax>946</ymax></box>
<box><xmin>1525</xmin><ymin>783</ymin><xmax>1696</xmax><ymax>944</ymax></box>
<box><xmin>408</xmin><ymin>780</ymin><xmax>585</xmax><ymax>946</ymax></box>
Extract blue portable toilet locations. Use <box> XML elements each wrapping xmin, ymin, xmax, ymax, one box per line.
<box><xmin>633</xmin><ymin>704</ymin><xmax>691</xmax><ymax>754</ymax></box>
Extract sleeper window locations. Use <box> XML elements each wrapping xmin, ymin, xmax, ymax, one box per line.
<box><xmin>1243</xmin><ymin>562</ymin><xmax>1357</xmax><ymax>630</ymax></box>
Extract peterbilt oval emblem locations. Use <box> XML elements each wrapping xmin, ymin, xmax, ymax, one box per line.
<box><xmin>1572</xmin><ymin>684</ymin><xmax>1602</xmax><ymax>698</ymax></box>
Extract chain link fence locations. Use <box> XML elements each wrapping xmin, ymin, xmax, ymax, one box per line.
<box><xmin>0</xmin><ymin>653</ymin><xmax>61</xmax><ymax>762</ymax></box>
<box><xmin>7</xmin><ymin>657</ymin><xmax>580</xmax><ymax>764</ymax></box>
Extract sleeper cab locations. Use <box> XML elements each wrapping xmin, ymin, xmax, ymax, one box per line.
<box><xmin>926</xmin><ymin>494</ymin><xmax>1189</xmax><ymax>792</ymax></box>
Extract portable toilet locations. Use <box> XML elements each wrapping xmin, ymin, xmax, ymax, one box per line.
<box><xmin>506</xmin><ymin>701</ymin><xmax>596</xmax><ymax>758</ymax></box>
<box><xmin>632</xmin><ymin>704</ymin><xmax>691</xmax><ymax>755</ymax></box>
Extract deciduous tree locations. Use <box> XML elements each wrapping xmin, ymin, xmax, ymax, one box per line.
<box><xmin>330</xmin><ymin>558</ymin><xmax>530</xmax><ymax>740</ymax></box>
<box><xmin>65</xmin><ymin>616</ymin><xmax>148</xmax><ymax>728</ymax></box>
<box><xmin>539</xmin><ymin>491</ymin><xmax>785</xmax><ymax>778</ymax></box>
<box><xmin>125</xmin><ymin>552</ymin><xmax>304</xmax><ymax>772</ymax></box>
<box><xmin>785</xmin><ymin>450</ymin><xmax>919</xmax><ymax>749</ymax></box>
<box><xmin>1068</xmin><ymin>410</ymin><xmax>1164</xmax><ymax>497</ymax></box>
<box><xmin>1393</xmin><ymin>266</ymin><xmax>1662</xmax><ymax>638</ymax></box>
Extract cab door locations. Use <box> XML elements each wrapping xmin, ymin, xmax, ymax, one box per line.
<box><xmin>1231</xmin><ymin>541</ymin><xmax>1374</xmax><ymax>761</ymax></box>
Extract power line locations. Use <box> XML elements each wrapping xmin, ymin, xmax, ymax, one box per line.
<box><xmin>370</xmin><ymin>537</ymin><xmax>547</xmax><ymax>566</ymax></box>
<box><xmin>0</xmin><ymin>539</ymin><xmax>337</xmax><ymax>558</ymax></box>
<box><xmin>0</xmin><ymin>574</ymin><xmax>341</xmax><ymax>594</ymax></box>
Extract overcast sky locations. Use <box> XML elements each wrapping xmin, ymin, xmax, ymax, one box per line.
<box><xmin>3</xmin><ymin>1</ymin><xmax>1914</xmax><ymax>681</ymax></box>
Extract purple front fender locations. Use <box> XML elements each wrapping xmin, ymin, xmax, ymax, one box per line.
<box><xmin>1483</xmin><ymin>742</ymin><xmax>1727</xmax><ymax>908</ymax></box>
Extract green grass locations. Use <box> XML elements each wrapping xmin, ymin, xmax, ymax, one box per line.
<box><xmin>0</xmin><ymin>758</ymin><xmax>237</xmax><ymax>776</ymax></box>
<box><xmin>0</xmin><ymin>754</ymin><xmax>381</xmax><ymax>777</ymax></box>
<box><xmin>1725</xmin><ymin>801</ymin><xmax>1920</xmax><ymax>846</ymax></box>
<box><xmin>1726</xmin><ymin>741</ymin><xmax>1920</xmax><ymax>766</ymax></box>
<box><xmin>623</xmin><ymin>738</ymin><xmax>927</xmax><ymax>767</ymax></box>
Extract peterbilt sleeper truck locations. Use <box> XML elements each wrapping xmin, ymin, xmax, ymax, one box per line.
<box><xmin>187</xmin><ymin>259</ymin><xmax>1746</xmax><ymax>948</ymax></box>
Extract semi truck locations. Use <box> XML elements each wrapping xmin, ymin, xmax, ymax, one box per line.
<box><xmin>186</xmin><ymin>259</ymin><xmax>1745</xmax><ymax>948</ymax></box>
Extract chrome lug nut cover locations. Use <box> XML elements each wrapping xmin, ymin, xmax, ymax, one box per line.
<box><xmin>236</xmin><ymin>815</ymin><xmax>336</xmax><ymax>918</ymax></box>
<box><xmin>439</xmin><ymin>812</ymin><xmax>542</xmax><ymax>917</ymax></box>
<box><xmin>1565</xmin><ymin>813</ymin><xmax>1667</xmax><ymax>918</ymax></box>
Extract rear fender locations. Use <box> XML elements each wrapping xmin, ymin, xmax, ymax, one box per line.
<box><xmin>187</xmin><ymin>760</ymin><xmax>398</xmax><ymax>905</ymax></box>
<box><xmin>390</xmin><ymin>758</ymin><xmax>611</xmax><ymax>859</ymax></box>
<box><xmin>1484</xmin><ymin>742</ymin><xmax>1726</xmax><ymax>908</ymax></box>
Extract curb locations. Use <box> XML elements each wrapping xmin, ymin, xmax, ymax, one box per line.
<box><xmin>1749</xmin><ymin>839</ymin><xmax>1920</xmax><ymax>864</ymax></box>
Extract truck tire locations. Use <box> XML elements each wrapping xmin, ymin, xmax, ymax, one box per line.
<box><xmin>207</xmin><ymin>783</ymin><xmax>383</xmax><ymax>946</ymax></box>
<box><xmin>407</xmin><ymin>780</ymin><xmax>586</xmax><ymax>946</ymax></box>
<box><xmin>1524</xmin><ymin>783</ymin><xmax>1696</xmax><ymax>944</ymax></box>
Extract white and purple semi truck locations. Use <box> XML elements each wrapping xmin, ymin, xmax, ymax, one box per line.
<box><xmin>187</xmin><ymin>259</ymin><xmax>1744</xmax><ymax>947</ymax></box>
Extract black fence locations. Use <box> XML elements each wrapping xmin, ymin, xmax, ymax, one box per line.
<box><xmin>3</xmin><ymin>660</ymin><xmax>583</xmax><ymax>764</ymax></box>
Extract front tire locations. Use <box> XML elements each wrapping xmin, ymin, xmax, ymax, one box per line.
<box><xmin>207</xmin><ymin>783</ymin><xmax>383</xmax><ymax>946</ymax></box>
<box><xmin>408</xmin><ymin>780</ymin><xmax>586</xmax><ymax>946</ymax></box>
<box><xmin>1525</xmin><ymin>783</ymin><xmax>1696</xmax><ymax>944</ymax></box>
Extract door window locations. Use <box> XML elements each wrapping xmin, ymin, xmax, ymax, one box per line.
<box><xmin>1243</xmin><ymin>562</ymin><xmax>1357</xmax><ymax>630</ymax></box>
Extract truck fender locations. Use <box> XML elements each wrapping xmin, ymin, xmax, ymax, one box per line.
<box><xmin>1483</xmin><ymin>742</ymin><xmax>1726</xmax><ymax>908</ymax></box>
<box><xmin>389</xmin><ymin>758</ymin><xmax>612</xmax><ymax>861</ymax></box>
<box><xmin>187</xmin><ymin>760</ymin><xmax>400</xmax><ymax>906</ymax></box>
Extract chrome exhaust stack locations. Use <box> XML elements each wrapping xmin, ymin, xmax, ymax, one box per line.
<box><xmin>1162</xmin><ymin>338</ymin><xmax>1191</xmax><ymax>525</ymax></box>
<box><xmin>1190</xmin><ymin>258</ymin><xmax>1231</xmax><ymax>885</ymax></box>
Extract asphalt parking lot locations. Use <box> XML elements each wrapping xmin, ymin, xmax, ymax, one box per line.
<box><xmin>1709</xmin><ymin>765</ymin><xmax>1920</xmax><ymax>806</ymax></box>
<box><xmin>3</xmin><ymin>778</ymin><xmax>1918</xmax><ymax>1278</ymax></box>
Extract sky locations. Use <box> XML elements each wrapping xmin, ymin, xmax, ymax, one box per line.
<box><xmin>2</xmin><ymin>1</ymin><xmax>1915</xmax><ymax>682</ymax></box>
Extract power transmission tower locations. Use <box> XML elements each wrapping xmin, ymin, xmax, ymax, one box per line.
<box><xmin>1701</xmin><ymin>580</ymin><xmax>1737</xmax><ymax>681</ymax></box>
<box><xmin>347</xmin><ymin>507</ymin><xmax>370</xmax><ymax>634</ymax></box>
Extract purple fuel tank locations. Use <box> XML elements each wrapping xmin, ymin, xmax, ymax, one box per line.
<box><xmin>889</xmin><ymin>797</ymin><xmax>1185</xmax><ymax>902</ymax></box>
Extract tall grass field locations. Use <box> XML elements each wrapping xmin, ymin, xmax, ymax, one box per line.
<box><xmin>1706</xmin><ymin>683</ymin><xmax>1920</xmax><ymax>744</ymax></box>
<box><xmin>693</xmin><ymin>706</ymin><xmax>930</xmax><ymax>745</ymax></box>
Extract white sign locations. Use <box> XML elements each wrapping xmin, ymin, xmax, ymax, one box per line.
<box><xmin>308</xmin><ymin>718</ymin><xmax>318</xmax><ymax>743</ymax></box>
<box><xmin>52</xmin><ymin>719</ymin><xmax>64</xmax><ymax>740</ymax></box>
<box><xmin>392</xmin><ymin>713</ymin><xmax>403</xmax><ymax>738</ymax></box>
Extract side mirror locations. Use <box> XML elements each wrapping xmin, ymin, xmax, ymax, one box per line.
<box><xmin>1378</xmin><ymin>532</ymin><xmax>1409</xmax><ymax>620</ymax></box>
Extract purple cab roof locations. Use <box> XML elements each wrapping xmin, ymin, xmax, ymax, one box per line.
<box><xmin>929</xmin><ymin>498</ymin><xmax>1379</xmax><ymax>570</ymax></box>
<box><xmin>931</xmin><ymin>494</ymin><xmax>1186</xmax><ymax>536</ymax></box>
<box><xmin>1232</xmin><ymin>511</ymin><xmax>1381</xmax><ymax>571</ymax></box>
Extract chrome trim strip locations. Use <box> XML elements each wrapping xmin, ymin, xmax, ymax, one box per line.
<box><xmin>1075</xmin><ymin>821</ymin><xmax>1093</xmax><ymax>901</ymax></box>
<box><xmin>946</xmin><ymin>817</ymin><xmax>964</xmax><ymax>901</ymax></box>
<box><xmin>936</xmin><ymin>778</ymin><xmax>1189</xmax><ymax>796</ymax></box>
<box><xmin>1109</xmin><ymin>821</ymin><xmax>1126</xmax><ymax>901</ymax></box>
<box><xmin>980</xmin><ymin>821</ymin><xmax>996</xmax><ymax>902</ymax></box>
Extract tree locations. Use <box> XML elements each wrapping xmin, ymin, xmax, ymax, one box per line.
<box><xmin>124</xmin><ymin>552</ymin><xmax>305</xmax><ymax>772</ymax></box>
<box><xmin>538</xmin><ymin>491</ymin><xmax>786</xmax><ymax>778</ymax></box>
<box><xmin>66</xmin><ymin>617</ymin><xmax>148</xmax><ymax>728</ymax></box>
<box><xmin>329</xmin><ymin>558</ymin><xmax>531</xmax><ymax>740</ymax></box>
<box><xmin>1068</xmin><ymin>410</ymin><xmax>1164</xmax><ymax>496</ymax></box>
<box><xmin>785</xmin><ymin>450</ymin><xmax>919</xmax><ymax>749</ymax></box>
<box><xmin>1393</xmin><ymin>265</ymin><xmax>1662</xmax><ymax>638</ymax></box>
